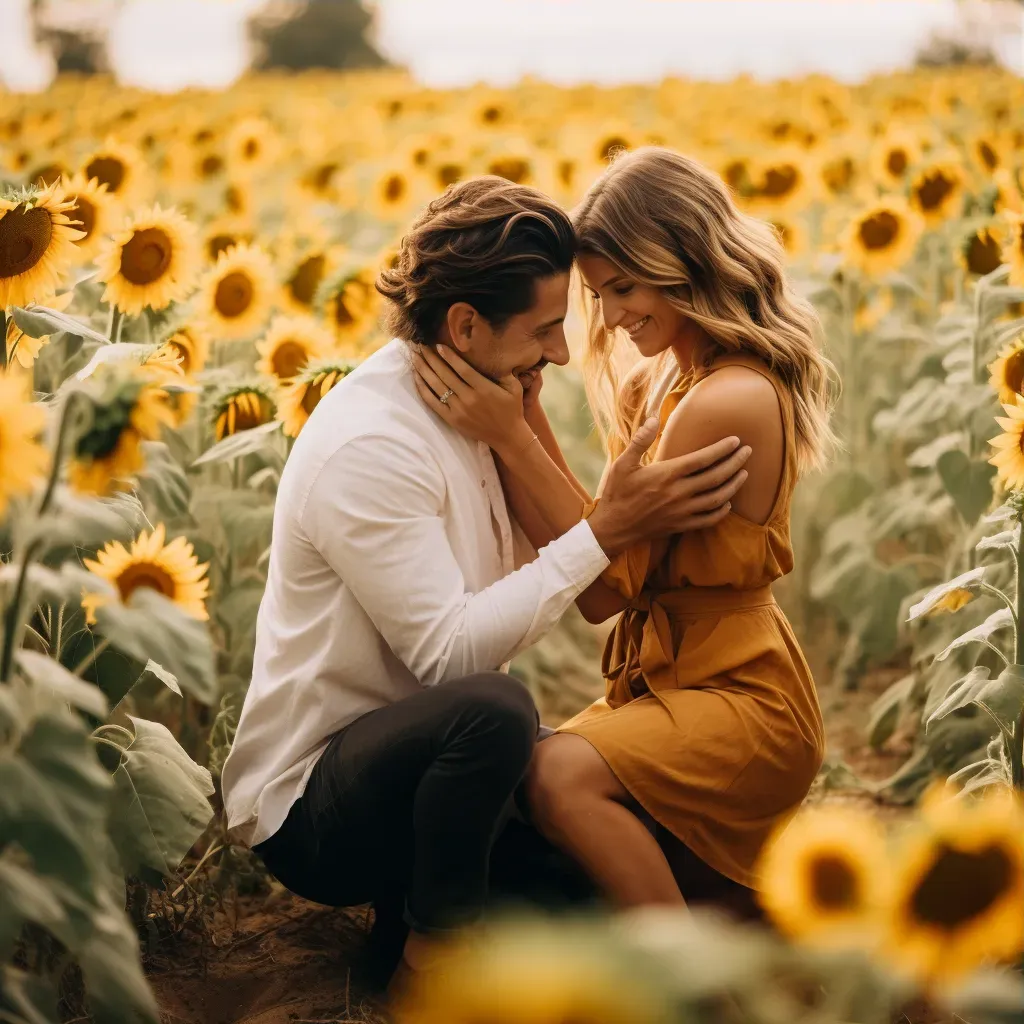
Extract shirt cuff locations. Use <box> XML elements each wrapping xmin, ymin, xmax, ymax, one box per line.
<box><xmin>544</xmin><ymin>519</ymin><xmax>611</xmax><ymax>591</ymax></box>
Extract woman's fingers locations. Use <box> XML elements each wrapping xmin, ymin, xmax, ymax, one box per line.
<box><xmin>437</xmin><ymin>344</ymin><xmax>488</xmax><ymax>387</ymax></box>
<box><xmin>417</xmin><ymin>346</ymin><xmax>464</xmax><ymax>396</ymax></box>
<box><xmin>412</xmin><ymin>366</ymin><xmax>449</xmax><ymax>415</ymax></box>
<box><xmin>413</xmin><ymin>351</ymin><xmax>456</xmax><ymax>400</ymax></box>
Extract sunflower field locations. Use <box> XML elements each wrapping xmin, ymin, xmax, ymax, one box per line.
<box><xmin>3</xmin><ymin>62</ymin><xmax>1024</xmax><ymax>1024</ymax></box>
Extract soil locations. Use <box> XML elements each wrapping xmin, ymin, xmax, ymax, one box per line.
<box><xmin>143</xmin><ymin>670</ymin><xmax>945</xmax><ymax>1024</ymax></box>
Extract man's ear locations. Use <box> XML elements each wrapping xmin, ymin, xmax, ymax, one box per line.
<box><xmin>445</xmin><ymin>302</ymin><xmax>477</xmax><ymax>354</ymax></box>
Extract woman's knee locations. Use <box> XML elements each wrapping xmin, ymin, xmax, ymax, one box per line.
<box><xmin>526</xmin><ymin>734</ymin><xmax>624</xmax><ymax>833</ymax></box>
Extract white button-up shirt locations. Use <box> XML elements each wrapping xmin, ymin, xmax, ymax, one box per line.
<box><xmin>221</xmin><ymin>339</ymin><xmax>610</xmax><ymax>847</ymax></box>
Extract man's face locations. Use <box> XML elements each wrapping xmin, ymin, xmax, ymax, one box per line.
<box><xmin>448</xmin><ymin>272</ymin><xmax>571</xmax><ymax>388</ymax></box>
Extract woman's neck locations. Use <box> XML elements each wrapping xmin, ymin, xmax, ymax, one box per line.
<box><xmin>670</xmin><ymin>324</ymin><xmax>714</xmax><ymax>376</ymax></box>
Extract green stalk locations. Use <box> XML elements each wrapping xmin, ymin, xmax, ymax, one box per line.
<box><xmin>0</xmin><ymin>396</ymin><xmax>76</xmax><ymax>684</ymax></box>
<box><xmin>109</xmin><ymin>306</ymin><xmax>124</xmax><ymax>343</ymax></box>
<box><xmin>1013</xmin><ymin>517</ymin><xmax>1024</xmax><ymax>790</ymax></box>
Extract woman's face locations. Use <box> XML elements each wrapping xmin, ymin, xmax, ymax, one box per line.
<box><xmin>578</xmin><ymin>253</ymin><xmax>692</xmax><ymax>358</ymax></box>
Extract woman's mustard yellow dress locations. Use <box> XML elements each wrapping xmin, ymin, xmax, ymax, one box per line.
<box><xmin>558</xmin><ymin>354</ymin><xmax>825</xmax><ymax>890</ymax></box>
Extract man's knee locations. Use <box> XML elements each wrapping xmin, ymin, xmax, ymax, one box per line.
<box><xmin>443</xmin><ymin>672</ymin><xmax>538</xmax><ymax>764</ymax></box>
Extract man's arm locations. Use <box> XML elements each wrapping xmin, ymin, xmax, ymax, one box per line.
<box><xmin>300</xmin><ymin>432</ymin><xmax>610</xmax><ymax>687</ymax></box>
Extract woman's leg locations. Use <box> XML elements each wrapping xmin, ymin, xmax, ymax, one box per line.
<box><xmin>525</xmin><ymin>733</ymin><xmax>684</xmax><ymax>907</ymax></box>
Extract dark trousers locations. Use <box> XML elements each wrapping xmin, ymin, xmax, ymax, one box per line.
<box><xmin>253</xmin><ymin>672</ymin><xmax>597</xmax><ymax>946</ymax></box>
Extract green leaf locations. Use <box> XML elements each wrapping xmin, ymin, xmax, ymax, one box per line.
<box><xmin>135</xmin><ymin>441</ymin><xmax>191</xmax><ymax>520</ymax></box>
<box><xmin>73</xmin><ymin>341</ymin><xmax>151</xmax><ymax>380</ymax></box>
<box><xmin>867</xmin><ymin>673</ymin><xmax>915</xmax><ymax>749</ymax></box>
<box><xmin>906</xmin><ymin>432</ymin><xmax>967</xmax><ymax>469</ymax></box>
<box><xmin>12</xmin><ymin>304</ymin><xmax>109</xmax><ymax>344</ymax></box>
<box><xmin>14</xmin><ymin>650</ymin><xmax>109</xmax><ymax>719</ymax></box>
<box><xmin>937</xmin><ymin>449</ymin><xmax>997</xmax><ymax>525</ymax></box>
<box><xmin>192</xmin><ymin>420</ymin><xmax>282</xmax><ymax>467</ymax></box>
<box><xmin>977</xmin><ymin>526</ymin><xmax>1020</xmax><ymax>553</ymax></box>
<box><xmin>0</xmin><ymin>965</ymin><xmax>59</xmax><ymax>1024</ymax></box>
<box><xmin>140</xmin><ymin>659</ymin><xmax>181</xmax><ymax>697</ymax></box>
<box><xmin>108</xmin><ymin>716</ymin><xmax>214</xmax><ymax>878</ymax></box>
<box><xmin>23</xmin><ymin>488</ymin><xmax>145</xmax><ymax>553</ymax></box>
<box><xmin>935</xmin><ymin>608</ymin><xmax>1014</xmax><ymax>662</ymax></box>
<box><xmin>927</xmin><ymin>664</ymin><xmax>1024</xmax><ymax>737</ymax></box>
<box><xmin>907</xmin><ymin>567</ymin><xmax>987</xmax><ymax>621</ymax></box>
<box><xmin>90</xmin><ymin>587</ymin><xmax>217</xmax><ymax>704</ymax></box>
<box><xmin>947</xmin><ymin>757</ymin><xmax>1009</xmax><ymax>795</ymax></box>
<box><xmin>0</xmin><ymin>852</ymin><xmax>69</xmax><ymax>935</ymax></box>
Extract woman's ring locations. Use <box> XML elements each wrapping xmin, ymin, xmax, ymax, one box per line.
<box><xmin>439</xmin><ymin>388</ymin><xmax>455</xmax><ymax>406</ymax></box>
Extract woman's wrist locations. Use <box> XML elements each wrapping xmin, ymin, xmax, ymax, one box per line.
<box><xmin>494</xmin><ymin>422</ymin><xmax>540</xmax><ymax>465</ymax></box>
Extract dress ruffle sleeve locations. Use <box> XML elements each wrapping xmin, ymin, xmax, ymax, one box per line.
<box><xmin>583</xmin><ymin>499</ymin><xmax>652</xmax><ymax>601</ymax></box>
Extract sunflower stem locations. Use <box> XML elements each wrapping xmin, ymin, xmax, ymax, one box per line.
<box><xmin>108</xmin><ymin>306</ymin><xmax>123</xmax><ymax>344</ymax></box>
<box><xmin>73</xmin><ymin>636</ymin><xmax>110</xmax><ymax>678</ymax></box>
<box><xmin>1013</xmin><ymin>515</ymin><xmax>1024</xmax><ymax>789</ymax></box>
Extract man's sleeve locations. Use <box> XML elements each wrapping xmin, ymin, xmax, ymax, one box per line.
<box><xmin>301</xmin><ymin>433</ymin><xmax>610</xmax><ymax>687</ymax></box>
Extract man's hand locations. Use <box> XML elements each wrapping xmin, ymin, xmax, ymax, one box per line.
<box><xmin>588</xmin><ymin>417</ymin><xmax>751</xmax><ymax>556</ymax></box>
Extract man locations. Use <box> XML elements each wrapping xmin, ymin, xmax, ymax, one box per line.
<box><xmin>220</xmin><ymin>176</ymin><xmax>750</xmax><ymax>984</ymax></box>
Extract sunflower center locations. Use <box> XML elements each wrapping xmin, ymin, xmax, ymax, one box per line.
<box><xmin>824</xmin><ymin>157</ymin><xmax>855</xmax><ymax>193</ymax></box>
<box><xmin>333</xmin><ymin>290</ymin><xmax>356</xmax><ymax>328</ymax></box>
<box><xmin>383</xmin><ymin>175</ymin><xmax>406</xmax><ymax>203</ymax></box>
<box><xmin>200</xmin><ymin>153</ymin><xmax>224</xmax><ymax>178</ymax></box>
<box><xmin>1007</xmin><ymin>352</ymin><xmax>1024</xmax><ymax>399</ymax></box>
<box><xmin>437</xmin><ymin>163</ymin><xmax>463</xmax><ymax>187</ymax></box>
<box><xmin>858</xmin><ymin>211</ymin><xmax>900</xmax><ymax>251</ymax></box>
<box><xmin>69</xmin><ymin>195</ymin><xmax>97</xmax><ymax>242</ymax></box>
<box><xmin>120</xmin><ymin>227</ymin><xmax>173</xmax><ymax>286</ymax></box>
<box><xmin>979</xmin><ymin>141</ymin><xmax>998</xmax><ymax>171</ymax></box>
<box><xmin>215</xmin><ymin>271</ymin><xmax>254</xmax><ymax>319</ymax></box>
<box><xmin>886</xmin><ymin>149</ymin><xmax>908</xmax><ymax>177</ymax></box>
<box><xmin>600</xmin><ymin>136</ymin><xmax>629</xmax><ymax>162</ymax></box>
<box><xmin>966</xmin><ymin>233</ymin><xmax>1003</xmax><ymax>276</ymax></box>
<box><xmin>0</xmin><ymin>205</ymin><xmax>53</xmax><ymax>279</ymax></box>
<box><xmin>311</xmin><ymin>162</ymin><xmax>338</xmax><ymax>191</ymax></box>
<box><xmin>288</xmin><ymin>254</ymin><xmax>326</xmax><ymax>307</ymax></box>
<box><xmin>490</xmin><ymin>158</ymin><xmax>531</xmax><ymax>184</ymax></box>
<box><xmin>244</xmin><ymin>138</ymin><xmax>259</xmax><ymax>160</ymax></box>
<box><xmin>85</xmin><ymin>155</ymin><xmax>127</xmax><ymax>193</ymax></box>
<box><xmin>29</xmin><ymin>163</ymin><xmax>66</xmax><ymax>188</ymax></box>
<box><xmin>909</xmin><ymin>842</ymin><xmax>1013</xmax><ymax>929</ymax></box>
<box><xmin>557</xmin><ymin>159</ymin><xmax>575</xmax><ymax>188</ymax></box>
<box><xmin>761</xmin><ymin>165</ymin><xmax>799</xmax><ymax>199</ymax></box>
<box><xmin>225</xmin><ymin>185</ymin><xmax>244</xmax><ymax>213</ymax></box>
<box><xmin>809</xmin><ymin>853</ymin><xmax>861</xmax><ymax>910</ymax></box>
<box><xmin>115</xmin><ymin>561</ymin><xmax>176</xmax><ymax>603</ymax></box>
<box><xmin>481</xmin><ymin>105</ymin><xmax>502</xmax><ymax>124</ymax></box>
<box><xmin>915</xmin><ymin>171</ymin><xmax>955</xmax><ymax>213</ymax></box>
<box><xmin>271</xmin><ymin>340</ymin><xmax>309</xmax><ymax>380</ymax></box>
<box><xmin>233</xmin><ymin>394</ymin><xmax>268</xmax><ymax>431</ymax></box>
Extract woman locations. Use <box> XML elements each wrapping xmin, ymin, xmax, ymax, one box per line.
<box><xmin>412</xmin><ymin>147</ymin><xmax>835</xmax><ymax>913</ymax></box>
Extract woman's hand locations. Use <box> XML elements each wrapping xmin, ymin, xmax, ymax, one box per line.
<box><xmin>412</xmin><ymin>344</ymin><xmax>536</xmax><ymax>456</ymax></box>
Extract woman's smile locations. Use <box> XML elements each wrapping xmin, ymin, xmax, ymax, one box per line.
<box><xmin>624</xmin><ymin>315</ymin><xmax>650</xmax><ymax>336</ymax></box>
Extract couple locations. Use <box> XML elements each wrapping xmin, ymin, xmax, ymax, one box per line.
<box><xmin>220</xmin><ymin>147</ymin><xmax>832</xmax><ymax>987</ymax></box>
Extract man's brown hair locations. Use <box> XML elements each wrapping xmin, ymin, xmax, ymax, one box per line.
<box><xmin>376</xmin><ymin>176</ymin><xmax>576</xmax><ymax>346</ymax></box>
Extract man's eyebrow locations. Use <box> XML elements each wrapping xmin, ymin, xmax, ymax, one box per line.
<box><xmin>533</xmin><ymin>316</ymin><xmax>565</xmax><ymax>334</ymax></box>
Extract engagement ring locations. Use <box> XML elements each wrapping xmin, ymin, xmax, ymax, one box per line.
<box><xmin>439</xmin><ymin>389</ymin><xmax>455</xmax><ymax>405</ymax></box>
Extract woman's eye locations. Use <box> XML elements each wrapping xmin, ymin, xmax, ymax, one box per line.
<box><xmin>588</xmin><ymin>292</ymin><xmax>601</xmax><ymax>302</ymax></box>
<box><xmin>614</xmin><ymin>284</ymin><xmax>633</xmax><ymax>296</ymax></box>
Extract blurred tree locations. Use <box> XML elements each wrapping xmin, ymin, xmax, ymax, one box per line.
<box><xmin>248</xmin><ymin>0</ymin><xmax>389</xmax><ymax>71</ymax></box>
<box><xmin>29</xmin><ymin>0</ymin><xmax>123</xmax><ymax>75</ymax></box>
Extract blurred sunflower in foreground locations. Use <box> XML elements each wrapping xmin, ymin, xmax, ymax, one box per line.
<box><xmin>0</xmin><ymin>182</ymin><xmax>84</xmax><ymax>308</ymax></box>
<box><xmin>886</xmin><ymin>785</ymin><xmax>1024</xmax><ymax>987</ymax></box>
<box><xmin>212</xmin><ymin>383</ymin><xmax>276</xmax><ymax>441</ymax></box>
<box><xmin>393</xmin><ymin>920</ymin><xmax>676</xmax><ymax>1024</ymax></box>
<box><xmin>757</xmin><ymin>805</ymin><xmax>889</xmax><ymax>949</ymax></box>
<box><xmin>60</xmin><ymin>171</ymin><xmax>119</xmax><ymax>263</ymax></box>
<box><xmin>277</xmin><ymin>361</ymin><xmax>356</xmax><ymax>437</ymax></box>
<box><xmin>82</xmin><ymin>523</ymin><xmax>210</xmax><ymax>625</ymax></box>
<box><xmin>96</xmin><ymin>204</ymin><xmax>200</xmax><ymax>316</ymax></box>
<box><xmin>68</xmin><ymin>366</ymin><xmax>174</xmax><ymax>495</ymax></box>
<box><xmin>1002</xmin><ymin>211</ymin><xmax>1024</xmax><ymax>286</ymax></box>
<box><xmin>988</xmin><ymin>336</ymin><xmax>1024</xmax><ymax>406</ymax></box>
<box><xmin>0</xmin><ymin>374</ymin><xmax>50</xmax><ymax>518</ymax></box>
<box><xmin>199</xmin><ymin>243</ymin><xmax>276</xmax><ymax>340</ymax></box>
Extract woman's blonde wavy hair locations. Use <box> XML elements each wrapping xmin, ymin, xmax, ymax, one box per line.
<box><xmin>574</xmin><ymin>147</ymin><xmax>837</xmax><ymax>470</ymax></box>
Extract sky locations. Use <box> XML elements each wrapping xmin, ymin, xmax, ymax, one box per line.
<box><xmin>2</xmin><ymin>0</ymin><xmax>1022</xmax><ymax>92</ymax></box>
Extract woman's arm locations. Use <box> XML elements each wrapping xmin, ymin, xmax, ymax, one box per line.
<box><xmin>524</xmin><ymin>384</ymin><xmax>592</xmax><ymax>504</ymax></box>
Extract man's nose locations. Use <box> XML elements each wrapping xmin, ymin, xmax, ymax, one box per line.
<box><xmin>544</xmin><ymin>329</ymin><xmax>570</xmax><ymax>367</ymax></box>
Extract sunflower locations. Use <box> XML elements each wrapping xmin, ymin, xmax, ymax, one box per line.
<box><xmin>886</xmin><ymin>785</ymin><xmax>1024</xmax><ymax>986</ymax></box>
<box><xmin>0</xmin><ymin>182</ymin><xmax>84</xmax><ymax>308</ymax></box>
<box><xmin>747</xmin><ymin>150</ymin><xmax>815</xmax><ymax>212</ymax></box>
<box><xmin>27</xmin><ymin>160</ymin><xmax>69</xmax><ymax>189</ymax></box>
<box><xmin>958</xmin><ymin>223</ymin><xmax>1005</xmax><ymax>278</ymax></box>
<box><xmin>82</xmin><ymin>523</ymin><xmax>209</xmax><ymax>625</ymax></box>
<box><xmin>95</xmin><ymin>204</ymin><xmax>200</xmax><ymax>316</ymax></box>
<box><xmin>988</xmin><ymin>396</ymin><xmax>1024</xmax><ymax>490</ymax></box>
<box><xmin>768</xmin><ymin>217</ymin><xmax>808</xmax><ymax>260</ymax></box>
<box><xmin>5</xmin><ymin>289</ymin><xmax>73</xmax><ymax>370</ymax></box>
<box><xmin>213</xmin><ymin>384</ymin><xmax>276</xmax><ymax>442</ymax></box>
<box><xmin>869</xmin><ymin>128</ymin><xmax>922</xmax><ymax>188</ymax></box>
<box><xmin>0</xmin><ymin>374</ymin><xmax>50</xmax><ymax>519</ymax></box>
<box><xmin>992</xmin><ymin>168</ymin><xmax>1023</xmax><ymax>216</ymax></box>
<box><xmin>319</xmin><ymin>267</ymin><xmax>380</xmax><ymax>352</ymax></box>
<box><xmin>371</xmin><ymin>167</ymin><xmax>418</xmax><ymax>221</ymax></box>
<box><xmin>222</xmin><ymin>181</ymin><xmax>251</xmax><ymax>218</ymax></box>
<box><xmin>226</xmin><ymin>117</ymin><xmax>278</xmax><ymax>177</ymax></box>
<box><xmin>80</xmin><ymin>138</ymin><xmax>147</xmax><ymax>205</ymax></box>
<box><xmin>280</xmin><ymin>245</ymin><xmax>347</xmax><ymax>315</ymax></box>
<box><xmin>969</xmin><ymin>131</ymin><xmax>1008</xmax><ymax>176</ymax></box>
<box><xmin>68</xmin><ymin>369</ymin><xmax>175</xmax><ymax>495</ymax></box>
<box><xmin>160</xmin><ymin>324</ymin><xmax>209</xmax><ymax>376</ymax></box>
<box><xmin>255</xmin><ymin>315</ymin><xmax>332</xmax><ymax>381</ymax></box>
<box><xmin>843</xmin><ymin>198</ymin><xmax>923</xmax><ymax>276</ymax></box>
<box><xmin>59</xmin><ymin>171</ymin><xmax>119</xmax><ymax>263</ymax></box>
<box><xmin>277</xmin><ymin>360</ymin><xmax>356</xmax><ymax>437</ymax></box>
<box><xmin>1002</xmin><ymin>211</ymin><xmax>1024</xmax><ymax>287</ymax></box>
<box><xmin>757</xmin><ymin>805</ymin><xmax>889</xmax><ymax>950</ymax></box>
<box><xmin>198</xmin><ymin>243</ymin><xmax>275</xmax><ymax>340</ymax></box>
<box><xmin>394</xmin><ymin>920</ymin><xmax>674</xmax><ymax>1024</ymax></box>
<box><xmin>909</xmin><ymin>160</ymin><xmax>965</xmax><ymax>227</ymax></box>
<box><xmin>820</xmin><ymin>152</ymin><xmax>858</xmax><ymax>196</ymax></box>
<box><xmin>201</xmin><ymin>217</ymin><xmax>253</xmax><ymax>264</ymax></box>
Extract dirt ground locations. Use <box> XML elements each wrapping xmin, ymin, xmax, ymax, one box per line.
<box><xmin>144</xmin><ymin>670</ymin><xmax>935</xmax><ymax>1024</ymax></box>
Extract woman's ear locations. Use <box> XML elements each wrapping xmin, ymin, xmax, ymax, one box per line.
<box><xmin>445</xmin><ymin>302</ymin><xmax>476</xmax><ymax>353</ymax></box>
